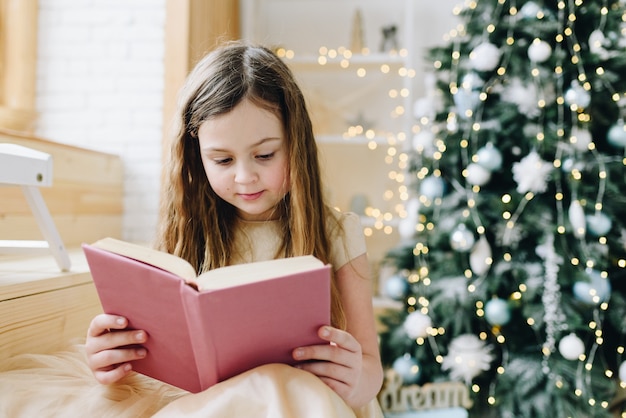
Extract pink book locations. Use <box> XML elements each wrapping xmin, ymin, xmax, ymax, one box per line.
<box><xmin>82</xmin><ymin>238</ymin><xmax>330</xmax><ymax>393</ymax></box>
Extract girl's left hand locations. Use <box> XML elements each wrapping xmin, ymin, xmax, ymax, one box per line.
<box><xmin>292</xmin><ymin>325</ymin><xmax>363</xmax><ymax>406</ymax></box>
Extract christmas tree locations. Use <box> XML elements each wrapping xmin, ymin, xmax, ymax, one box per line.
<box><xmin>379</xmin><ymin>1</ymin><xmax>626</xmax><ymax>417</ymax></box>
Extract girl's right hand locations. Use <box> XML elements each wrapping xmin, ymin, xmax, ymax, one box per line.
<box><xmin>85</xmin><ymin>314</ymin><xmax>148</xmax><ymax>384</ymax></box>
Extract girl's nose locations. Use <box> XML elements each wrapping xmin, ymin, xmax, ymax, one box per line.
<box><xmin>234</xmin><ymin>161</ymin><xmax>257</xmax><ymax>184</ymax></box>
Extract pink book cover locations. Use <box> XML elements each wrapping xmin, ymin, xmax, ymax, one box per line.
<box><xmin>82</xmin><ymin>244</ymin><xmax>330</xmax><ymax>393</ymax></box>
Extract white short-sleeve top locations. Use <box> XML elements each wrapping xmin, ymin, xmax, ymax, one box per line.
<box><xmin>229</xmin><ymin>209</ymin><xmax>366</xmax><ymax>271</ymax></box>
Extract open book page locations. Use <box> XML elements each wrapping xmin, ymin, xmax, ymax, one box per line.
<box><xmin>90</xmin><ymin>238</ymin><xmax>325</xmax><ymax>292</ymax></box>
<box><xmin>195</xmin><ymin>255</ymin><xmax>325</xmax><ymax>290</ymax></box>
<box><xmin>90</xmin><ymin>237</ymin><xmax>197</xmax><ymax>281</ymax></box>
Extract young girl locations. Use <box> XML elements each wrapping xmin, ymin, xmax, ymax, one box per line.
<box><xmin>85</xmin><ymin>42</ymin><xmax>384</xmax><ymax>417</ymax></box>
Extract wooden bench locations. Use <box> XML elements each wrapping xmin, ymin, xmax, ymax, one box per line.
<box><xmin>0</xmin><ymin>129</ymin><xmax>123</xmax><ymax>360</ymax></box>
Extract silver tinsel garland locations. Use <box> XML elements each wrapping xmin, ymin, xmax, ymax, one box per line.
<box><xmin>536</xmin><ymin>233</ymin><xmax>567</xmax><ymax>375</ymax></box>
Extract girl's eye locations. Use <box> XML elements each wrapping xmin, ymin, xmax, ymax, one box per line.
<box><xmin>214</xmin><ymin>157</ymin><xmax>232</xmax><ymax>165</ymax></box>
<box><xmin>256</xmin><ymin>152</ymin><xmax>275</xmax><ymax>160</ymax></box>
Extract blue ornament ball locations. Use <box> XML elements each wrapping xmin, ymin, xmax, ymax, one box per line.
<box><xmin>392</xmin><ymin>354</ymin><xmax>421</xmax><ymax>385</ymax></box>
<box><xmin>607</xmin><ymin>121</ymin><xmax>626</xmax><ymax>147</ymax></box>
<box><xmin>476</xmin><ymin>143</ymin><xmax>503</xmax><ymax>171</ymax></box>
<box><xmin>384</xmin><ymin>274</ymin><xmax>409</xmax><ymax>300</ymax></box>
<box><xmin>484</xmin><ymin>298</ymin><xmax>511</xmax><ymax>326</ymax></box>
<box><xmin>419</xmin><ymin>175</ymin><xmax>445</xmax><ymax>200</ymax></box>
<box><xmin>586</xmin><ymin>212</ymin><xmax>612</xmax><ymax>237</ymax></box>
<box><xmin>449</xmin><ymin>224</ymin><xmax>475</xmax><ymax>252</ymax></box>
<box><xmin>573</xmin><ymin>269</ymin><xmax>611</xmax><ymax>305</ymax></box>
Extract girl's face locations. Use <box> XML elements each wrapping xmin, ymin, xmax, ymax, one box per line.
<box><xmin>197</xmin><ymin>99</ymin><xmax>290</xmax><ymax>221</ymax></box>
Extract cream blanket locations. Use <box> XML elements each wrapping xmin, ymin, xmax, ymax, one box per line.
<box><xmin>0</xmin><ymin>345</ymin><xmax>382</xmax><ymax>418</ymax></box>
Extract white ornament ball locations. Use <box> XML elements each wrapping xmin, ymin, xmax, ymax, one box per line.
<box><xmin>470</xmin><ymin>236</ymin><xmax>492</xmax><ymax>276</ymax></box>
<box><xmin>476</xmin><ymin>143</ymin><xmax>503</xmax><ymax>171</ymax></box>
<box><xmin>403</xmin><ymin>311</ymin><xmax>432</xmax><ymax>339</ymax></box>
<box><xmin>573</xmin><ymin>269</ymin><xmax>611</xmax><ymax>305</ymax></box>
<box><xmin>450</xmin><ymin>224</ymin><xmax>475</xmax><ymax>252</ymax></box>
<box><xmin>558</xmin><ymin>333</ymin><xmax>585</xmax><ymax>360</ymax></box>
<box><xmin>586</xmin><ymin>212</ymin><xmax>612</xmax><ymax>237</ymax></box>
<box><xmin>466</xmin><ymin>163</ymin><xmax>491</xmax><ymax>186</ymax></box>
<box><xmin>619</xmin><ymin>360</ymin><xmax>626</xmax><ymax>383</ymax></box>
<box><xmin>392</xmin><ymin>354</ymin><xmax>421</xmax><ymax>384</ymax></box>
<box><xmin>461</xmin><ymin>72</ymin><xmax>484</xmax><ymax>90</ymax></box>
<box><xmin>454</xmin><ymin>73</ymin><xmax>484</xmax><ymax>117</ymax></box>
<box><xmin>564</xmin><ymin>81</ymin><xmax>591</xmax><ymax>109</ymax></box>
<box><xmin>470</xmin><ymin>42</ymin><xmax>501</xmax><ymax>72</ymax></box>
<box><xmin>561</xmin><ymin>158</ymin><xmax>575</xmax><ymax>172</ymax></box>
<box><xmin>420</xmin><ymin>175</ymin><xmax>445</xmax><ymax>200</ymax></box>
<box><xmin>570</xmin><ymin>127</ymin><xmax>592</xmax><ymax>151</ymax></box>
<box><xmin>528</xmin><ymin>39</ymin><xmax>552</xmax><ymax>62</ymax></box>
<box><xmin>607</xmin><ymin>121</ymin><xmax>626</xmax><ymax>147</ymax></box>
<box><xmin>484</xmin><ymin>298</ymin><xmax>511</xmax><ymax>326</ymax></box>
<box><xmin>520</xmin><ymin>2</ymin><xmax>542</xmax><ymax>18</ymax></box>
<box><xmin>568</xmin><ymin>200</ymin><xmax>586</xmax><ymax>238</ymax></box>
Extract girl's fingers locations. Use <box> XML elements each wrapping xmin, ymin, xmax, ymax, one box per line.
<box><xmin>93</xmin><ymin>363</ymin><xmax>133</xmax><ymax>385</ymax></box>
<box><xmin>86</xmin><ymin>313</ymin><xmax>147</xmax><ymax>354</ymax></box>
<box><xmin>86</xmin><ymin>314</ymin><xmax>127</xmax><ymax>338</ymax></box>
<box><xmin>317</xmin><ymin>326</ymin><xmax>360</xmax><ymax>353</ymax></box>
<box><xmin>88</xmin><ymin>345</ymin><xmax>147</xmax><ymax>372</ymax></box>
<box><xmin>293</xmin><ymin>326</ymin><xmax>361</xmax><ymax>367</ymax></box>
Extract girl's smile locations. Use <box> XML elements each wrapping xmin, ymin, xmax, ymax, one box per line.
<box><xmin>238</xmin><ymin>191</ymin><xmax>264</xmax><ymax>201</ymax></box>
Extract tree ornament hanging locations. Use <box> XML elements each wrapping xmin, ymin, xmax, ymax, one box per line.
<box><xmin>568</xmin><ymin>200</ymin><xmax>586</xmax><ymax>238</ymax></box>
<box><xmin>392</xmin><ymin>354</ymin><xmax>421</xmax><ymax>384</ymax></box>
<box><xmin>564</xmin><ymin>81</ymin><xmax>591</xmax><ymax>109</ymax></box>
<box><xmin>502</xmin><ymin>78</ymin><xmax>540</xmax><ymax>118</ymax></box>
<box><xmin>470</xmin><ymin>235</ymin><xmax>492</xmax><ymax>276</ymax></box>
<box><xmin>527</xmin><ymin>39</ymin><xmax>552</xmax><ymax>63</ymax></box>
<box><xmin>403</xmin><ymin>311</ymin><xmax>433</xmax><ymax>339</ymax></box>
<box><xmin>441</xmin><ymin>334</ymin><xmax>494</xmax><ymax>384</ymax></box>
<box><xmin>453</xmin><ymin>72</ymin><xmax>483</xmax><ymax>118</ymax></box>
<box><xmin>484</xmin><ymin>298</ymin><xmax>511</xmax><ymax>326</ymax></box>
<box><xmin>419</xmin><ymin>175</ymin><xmax>445</xmax><ymax>200</ymax></box>
<box><xmin>589</xmin><ymin>29</ymin><xmax>617</xmax><ymax>59</ymax></box>
<box><xmin>469</xmin><ymin>42</ymin><xmax>501</xmax><ymax>72</ymax></box>
<box><xmin>536</xmin><ymin>234</ymin><xmax>566</xmax><ymax>371</ymax></box>
<box><xmin>384</xmin><ymin>274</ymin><xmax>410</xmax><ymax>300</ymax></box>
<box><xmin>619</xmin><ymin>360</ymin><xmax>626</xmax><ymax>383</ymax></box>
<box><xmin>573</xmin><ymin>268</ymin><xmax>611</xmax><ymax>305</ymax></box>
<box><xmin>519</xmin><ymin>1</ymin><xmax>542</xmax><ymax>19</ymax></box>
<box><xmin>450</xmin><ymin>224</ymin><xmax>475</xmax><ymax>252</ymax></box>
<box><xmin>570</xmin><ymin>127</ymin><xmax>592</xmax><ymax>151</ymax></box>
<box><xmin>586</xmin><ymin>211</ymin><xmax>612</xmax><ymax>237</ymax></box>
<box><xmin>476</xmin><ymin>143</ymin><xmax>503</xmax><ymax>171</ymax></box>
<box><xmin>558</xmin><ymin>333</ymin><xmax>585</xmax><ymax>360</ymax></box>
<box><xmin>512</xmin><ymin>150</ymin><xmax>552</xmax><ymax>194</ymax></box>
<box><xmin>465</xmin><ymin>163</ymin><xmax>491</xmax><ymax>186</ymax></box>
<box><xmin>607</xmin><ymin>120</ymin><xmax>626</xmax><ymax>147</ymax></box>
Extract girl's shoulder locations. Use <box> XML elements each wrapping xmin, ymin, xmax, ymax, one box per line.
<box><xmin>326</xmin><ymin>208</ymin><xmax>367</xmax><ymax>270</ymax></box>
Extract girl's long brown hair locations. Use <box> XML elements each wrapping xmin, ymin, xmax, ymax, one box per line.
<box><xmin>156</xmin><ymin>42</ymin><xmax>346</xmax><ymax>329</ymax></box>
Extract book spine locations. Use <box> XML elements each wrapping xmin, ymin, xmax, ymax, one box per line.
<box><xmin>180</xmin><ymin>283</ymin><xmax>219</xmax><ymax>391</ymax></box>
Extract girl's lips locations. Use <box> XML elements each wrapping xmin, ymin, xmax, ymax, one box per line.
<box><xmin>239</xmin><ymin>191</ymin><xmax>263</xmax><ymax>201</ymax></box>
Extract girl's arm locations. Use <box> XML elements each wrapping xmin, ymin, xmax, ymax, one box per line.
<box><xmin>293</xmin><ymin>253</ymin><xmax>384</xmax><ymax>408</ymax></box>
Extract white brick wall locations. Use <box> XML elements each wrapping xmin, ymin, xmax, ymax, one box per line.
<box><xmin>36</xmin><ymin>0</ymin><xmax>166</xmax><ymax>243</ymax></box>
